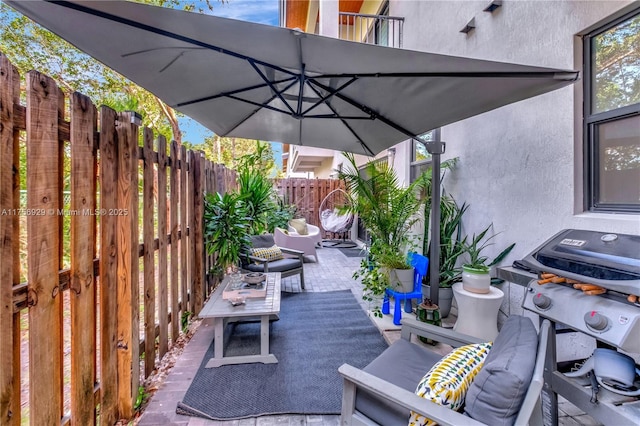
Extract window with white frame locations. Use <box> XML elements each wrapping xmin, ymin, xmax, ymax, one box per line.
<box><xmin>584</xmin><ymin>9</ymin><xmax>640</xmax><ymax>213</ymax></box>
<box><xmin>410</xmin><ymin>129</ymin><xmax>439</xmax><ymax>182</ymax></box>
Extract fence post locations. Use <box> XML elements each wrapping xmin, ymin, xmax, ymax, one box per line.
<box><xmin>115</xmin><ymin>111</ymin><xmax>140</xmax><ymax>419</ymax></box>
<box><xmin>192</xmin><ymin>151</ymin><xmax>205</xmax><ymax>313</ymax></box>
<box><xmin>142</xmin><ymin>127</ymin><xmax>155</xmax><ymax>379</ymax></box>
<box><xmin>99</xmin><ymin>106</ymin><xmax>119</xmax><ymax>425</ymax></box>
<box><xmin>69</xmin><ymin>91</ymin><xmax>98</xmax><ymax>425</ymax></box>
<box><xmin>0</xmin><ymin>53</ymin><xmax>18</xmax><ymax>426</ymax></box>
<box><xmin>26</xmin><ymin>70</ymin><xmax>62</xmax><ymax>426</ymax></box>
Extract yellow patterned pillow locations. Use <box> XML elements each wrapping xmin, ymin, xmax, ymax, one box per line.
<box><xmin>408</xmin><ymin>342</ymin><xmax>492</xmax><ymax>426</ymax></box>
<box><xmin>250</xmin><ymin>244</ymin><xmax>283</xmax><ymax>261</ymax></box>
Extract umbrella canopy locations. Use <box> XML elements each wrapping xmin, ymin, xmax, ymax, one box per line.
<box><xmin>6</xmin><ymin>0</ymin><xmax>579</xmax><ymax>304</ymax></box>
<box><xmin>5</xmin><ymin>0</ymin><xmax>578</xmax><ymax>157</ymax></box>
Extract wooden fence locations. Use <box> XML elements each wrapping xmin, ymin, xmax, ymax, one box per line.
<box><xmin>0</xmin><ymin>54</ymin><xmax>236</xmax><ymax>425</ymax></box>
<box><xmin>275</xmin><ymin>178</ymin><xmax>347</xmax><ymax>240</ymax></box>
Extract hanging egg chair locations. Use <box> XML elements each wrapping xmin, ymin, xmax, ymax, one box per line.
<box><xmin>318</xmin><ymin>189</ymin><xmax>357</xmax><ymax>248</ymax></box>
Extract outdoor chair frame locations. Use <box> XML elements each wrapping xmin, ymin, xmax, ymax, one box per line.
<box><xmin>339</xmin><ymin>317</ymin><xmax>551</xmax><ymax>425</ymax></box>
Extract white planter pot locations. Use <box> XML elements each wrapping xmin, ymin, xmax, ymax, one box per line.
<box><xmin>462</xmin><ymin>266</ymin><xmax>491</xmax><ymax>294</ymax></box>
<box><xmin>389</xmin><ymin>268</ymin><xmax>415</xmax><ymax>293</ymax></box>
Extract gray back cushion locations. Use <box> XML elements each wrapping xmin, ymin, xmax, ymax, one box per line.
<box><xmin>464</xmin><ymin>316</ymin><xmax>538</xmax><ymax>426</ymax></box>
<box><xmin>251</xmin><ymin>234</ymin><xmax>275</xmax><ymax>248</ymax></box>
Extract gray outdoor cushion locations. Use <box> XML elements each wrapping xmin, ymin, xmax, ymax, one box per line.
<box><xmin>355</xmin><ymin>338</ymin><xmax>442</xmax><ymax>426</ymax></box>
<box><xmin>251</xmin><ymin>234</ymin><xmax>276</xmax><ymax>248</ymax></box>
<box><xmin>245</xmin><ymin>258</ymin><xmax>302</xmax><ymax>273</ymax></box>
<box><xmin>464</xmin><ymin>316</ymin><xmax>538</xmax><ymax>426</ymax></box>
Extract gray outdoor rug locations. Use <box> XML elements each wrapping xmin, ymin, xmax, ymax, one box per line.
<box><xmin>176</xmin><ymin>290</ymin><xmax>388</xmax><ymax>420</ymax></box>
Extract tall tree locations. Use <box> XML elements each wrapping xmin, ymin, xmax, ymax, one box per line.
<box><xmin>0</xmin><ymin>0</ymin><xmax>222</xmax><ymax>145</ymax></box>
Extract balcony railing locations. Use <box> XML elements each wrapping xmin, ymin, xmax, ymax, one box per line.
<box><xmin>338</xmin><ymin>12</ymin><xmax>404</xmax><ymax>48</ymax></box>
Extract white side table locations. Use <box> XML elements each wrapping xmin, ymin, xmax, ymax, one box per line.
<box><xmin>452</xmin><ymin>282</ymin><xmax>504</xmax><ymax>341</ymax></box>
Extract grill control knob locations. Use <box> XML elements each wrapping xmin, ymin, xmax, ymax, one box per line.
<box><xmin>533</xmin><ymin>293</ymin><xmax>552</xmax><ymax>310</ymax></box>
<box><xmin>584</xmin><ymin>311</ymin><xmax>608</xmax><ymax>331</ymax></box>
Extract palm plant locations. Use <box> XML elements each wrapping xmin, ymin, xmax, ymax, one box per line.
<box><xmin>339</xmin><ymin>152</ymin><xmax>425</xmax><ymax>268</ymax></box>
<box><xmin>339</xmin><ymin>152</ymin><xmax>426</xmax><ymax>307</ymax></box>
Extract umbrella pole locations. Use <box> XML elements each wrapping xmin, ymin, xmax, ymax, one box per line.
<box><xmin>424</xmin><ymin>141</ymin><xmax>446</xmax><ymax>306</ymax></box>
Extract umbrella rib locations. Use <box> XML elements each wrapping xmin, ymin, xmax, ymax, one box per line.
<box><xmin>175</xmin><ymin>76</ymin><xmax>296</xmax><ymax>108</ymax></box>
<box><xmin>221</xmin><ymin>79</ymin><xmax>300</xmax><ymax>135</ymax></box>
<box><xmin>51</xmin><ymin>0</ymin><xmax>300</xmax><ymax>78</ymax></box>
<box><xmin>301</xmin><ymin>77</ymin><xmax>358</xmax><ymax>117</ymax></box>
<box><xmin>316</xmin><ymin>71</ymin><xmax>580</xmax><ymax>79</ymax></box>
<box><xmin>306</xmin><ymin>82</ymin><xmax>375</xmax><ymax>156</ymax></box>
<box><xmin>309</xmin><ymin>78</ymin><xmax>417</xmax><ymax>142</ymax></box>
<box><xmin>248</xmin><ymin>60</ymin><xmax>296</xmax><ymax>115</ymax></box>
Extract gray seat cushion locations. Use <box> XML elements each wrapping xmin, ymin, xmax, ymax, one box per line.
<box><xmin>355</xmin><ymin>338</ymin><xmax>442</xmax><ymax>426</ymax></box>
<box><xmin>464</xmin><ymin>316</ymin><xmax>538</xmax><ymax>426</ymax></box>
<box><xmin>245</xmin><ymin>258</ymin><xmax>302</xmax><ymax>273</ymax></box>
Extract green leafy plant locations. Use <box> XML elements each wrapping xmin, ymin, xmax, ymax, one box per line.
<box><xmin>462</xmin><ymin>225</ymin><xmax>516</xmax><ymax>272</ymax></box>
<box><xmin>339</xmin><ymin>152</ymin><xmax>426</xmax><ymax>311</ymax></box>
<box><xmin>428</xmin><ymin>194</ymin><xmax>469</xmax><ymax>288</ymax></box>
<box><xmin>204</xmin><ymin>192</ymin><xmax>252</xmax><ymax>273</ymax></box>
<box><xmin>134</xmin><ymin>386</ymin><xmax>149</xmax><ymax>411</ymax></box>
<box><xmin>181</xmin><ymin>311</ymin><xmax>192</xmax><ymax>334</ymax></box>
<box><xmin>352</xmin><ymin>255</ymin><xmax>388</xmax><ymax>317</ymax></box>
<box><xmin>338</xmin><ymin>152</ymin><xmax>425</xmax><ymax>270</ymax></box>
<box><xmin>235</xmin><ymin>143</ymin><xmax>277</xmax><ymax>234</ymax></box>
<box><xmin>265</xmin><ymin>196</ymin><xmax>296</xmax><ymax>232</ymax></box>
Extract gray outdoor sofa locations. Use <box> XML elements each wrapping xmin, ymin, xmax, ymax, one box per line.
<box><xmin>339</xmin><ymin>315</ymin><xmax>551</xmax><ymax>426</ymax></box>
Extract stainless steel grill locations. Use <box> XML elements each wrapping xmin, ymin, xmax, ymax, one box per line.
<box><xmin>520</xmin><ymin>229</ymin><xmax>640</xmax><ymax>425</ymax></box>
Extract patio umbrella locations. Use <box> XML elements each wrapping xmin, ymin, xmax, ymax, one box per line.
<box><xmin>5</xmin><ymin>0</ymin><xmax>579</xmax><ymax>304</ymax></box>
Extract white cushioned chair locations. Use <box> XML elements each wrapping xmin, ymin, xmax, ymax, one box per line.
<box><xmin>287</xmin><ymin>219</ymin><xmax>322</xmax><ymax>245</ymax></box>
<box><xmin>339</xmin><ymin>315</ymin><xmax>551</xmax><ymax>426</ymax></box>
<box><xmin>274</xmin><ymin>227</ymin><xmax>319</xmax><ymax>262</ymax></box>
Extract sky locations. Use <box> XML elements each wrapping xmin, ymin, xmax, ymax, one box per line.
<box><xmin>179</xmin><ymin>0</ymin><xmax>280</xmax><ymax>145</ymax></box>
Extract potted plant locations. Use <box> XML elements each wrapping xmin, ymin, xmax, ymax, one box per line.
<box><xmin>461</xmin><ymin>225</ymin><xmax>515</xmax><ymax>294</ymax></box>
<box><xmin>421</xmin><ymin>192</ymin><xmax>468</xmax><ymax>317</ymax></box>
<box><xmin>204</xmin><ymin>191</ymin><xmax>252</xmax><ymax>276</ymax></box>
<box><xmin>339</xmin><ymin>153</ymin><xmax>426</xmax><ymax>310</ymax></box>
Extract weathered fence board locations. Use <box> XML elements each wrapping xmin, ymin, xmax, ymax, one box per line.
<box><xmin>115</xmin><ymin>111</ymin><xmax>140</xmax><ymax>418</ymax></box>
<box><xmin>70</xmin><ymin>91</ymin><xmax>97</xmax><ymax>425</ymax></box>
<box><xmin>169</xmin><ymin>141</ymin><xmax>179</xmax><ymax>343</ymax></box>
<box><xmin>26</xmin><ymin>70</ymin><xmax>62</xmax><ymax>426</ymax></box>
<box><xmin>0</xmin><ymin>54</ymin><xmax>17</xmax><ymax>426</ymax></box>
<box><xmin>193</xmin><ymin>153</ymin><xmax>205</xmax><ymax>313</ymax></box>
<box><xmin>98</xmin><ymin>106</ymin><xmax>119</xmax><ymax>426</ymax></box>
<box><xmin>187</xmin><ymin>151</ymin><xmax>196</xmax><ymax>314</ymax></box>
<box><xmin>0</xmin><ymin>54</ymin><xmax>241</xmax><ymax>425</ymax></box>
<box><xmin>11</xmin><ymin>60</ymin><xmax>21</xmax><ymax>426</ymax></box>
<box><xmin>157</xmin><ymin>135</ymin><xmax>169</xmax><ymax>358</ymax></box>
<box><xmin>180</xmin><ymin>145</ymin><xmax>189</xmax><ymax>319</ymax></box>
<box><xmin>142</xmin><ymin>128</ymin><xmax>156</xmax><ymax>379</ymax></box>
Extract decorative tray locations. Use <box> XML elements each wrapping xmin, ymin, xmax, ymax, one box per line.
<box><xmin>222</xmin><ymin>275</ymin><xmax>267</xmax><ymax>300</ymax></box>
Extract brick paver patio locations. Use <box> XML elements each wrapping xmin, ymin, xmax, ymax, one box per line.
<box><xmin>137</xmin><ymin>245</ymin><xmax>598</xmax><ymax>426</ymax></box>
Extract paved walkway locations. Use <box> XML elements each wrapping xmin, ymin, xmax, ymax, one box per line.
<box><xmin>137</xmin><ymin>246</ymin><xmax>598</xmax><ymax>426</ymax></box>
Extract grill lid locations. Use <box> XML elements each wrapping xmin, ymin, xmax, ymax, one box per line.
<box><xmin>522</xmin><ymin>229</ymin><xmax>640</xmax><ymax>294</ymax></box>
